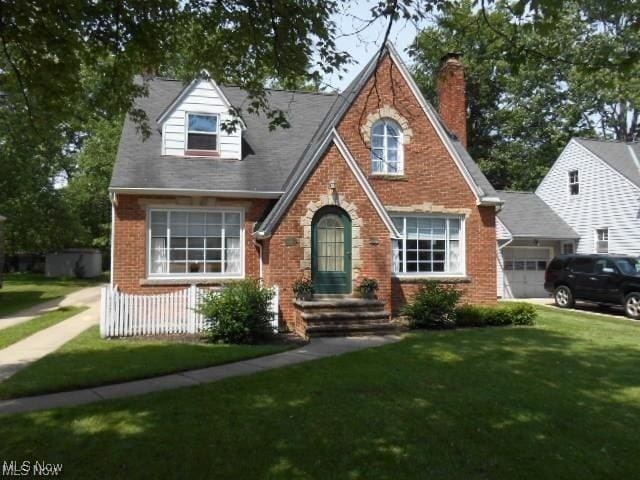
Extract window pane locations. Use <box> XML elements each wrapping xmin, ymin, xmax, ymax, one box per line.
<box><xmin>188</xmin><ymin>114</ymin><xmax>217</xmax><ymax>132</ymax></box>
<box><xmin>372</xmin><ymin>123</ymin><xmax>385</xmax><ymax>135</ymax></box>
<box><xmin>151</xmin><ymin>211</ymin><xmax>167</xmax><ymax>224</ymax></box>
<box><xmin>150</xmin><ymin>209</ymin><xmax>243</xmax><ymax>277</ymax></box>
<box><xmin>386</xmin><ymin>122</ymin><xmax>399</xmax><ymax>137</ymax></box>
<box><xmin>187</xmin><ymin>133</ymin><xmax>217</xmax><ymax>151</ymax></box>
<box><xmin>372</xmin><ymin>135</ymin><xmax>384</xmax><ymax>148</ymax></box>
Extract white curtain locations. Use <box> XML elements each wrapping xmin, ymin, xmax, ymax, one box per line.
<box><xmin>151</xmin><ymin>238</ymin><xmax>167</xmax><ymax>273</ymax></box>
<box><xmin>225</xmin><ymin>237</ymin><xmax>241</xmax><ymax>273</ymax></box>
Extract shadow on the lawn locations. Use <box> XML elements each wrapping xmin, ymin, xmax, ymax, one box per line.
<box><xmin>2</xmin><ymin>326</ymin><xmax>639</xmax><ymax>479</ymax></box>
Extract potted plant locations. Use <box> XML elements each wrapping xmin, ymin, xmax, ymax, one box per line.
<box><xmin>358</xmin><ymin>277</ymin><xmax>379</xmax><ymax>299</ymax></box>
<box><xmin>292</xmin><ymin>278</ymin><xmax>314</xmax><ymax>301</ymax></box>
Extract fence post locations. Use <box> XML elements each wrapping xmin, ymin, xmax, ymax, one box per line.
<box><xmin>188</xmin><ymin>284</ymin><xmax>197</xmax><ymax>334</ymax></box>
<box><xmin>100</xmin><ymin>287</ymin><xmax>106</xmax><ymax>338</ymax></box>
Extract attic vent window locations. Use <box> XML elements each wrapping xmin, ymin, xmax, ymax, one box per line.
<box><xmin>186</xmin><ymin>113</ymin><xmax>218</xmax><ymax>155</ymax></box>
<box><xmin>568</xmin><ymin>169</ymin><xmax>579</xmax><ymax>195</ymax></box>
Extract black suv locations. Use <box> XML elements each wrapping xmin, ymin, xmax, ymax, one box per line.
<box><xmin>545</xmin><ymin>254</ymin><xmax>640</xmax><ymax>319</ymax></box>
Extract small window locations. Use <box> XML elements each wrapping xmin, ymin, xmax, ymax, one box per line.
<box><xmin>186</xmin><ymin>113</ymin><xmax>218</xmax><ymax>154</ymax></box>
<box><xmin>568</xmin><ymin>170</ymin><xmax>579</xmax><ymax>195</ymax></box>
<box><xmin>562</xmin><ymin>242</ymin><xmax>574</xmax><ymax>255</ymax></box>
<box><xmin>371</xmin><ymin>119</ymin><xmax>403</xmax><ymax>174</ymax></box>
<box><xmin>596</xmin><ymin>228</ymin><xmax>608</xmax><ymax>253</ymax></box>
<box><xmin>570</xmin><ymin>257</ymin><xmax>594</xmax><ymax>274</ymax></box>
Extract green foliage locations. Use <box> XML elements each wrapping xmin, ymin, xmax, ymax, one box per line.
<box><xmin>357</xmin><ymin>277</ymin><xmax>379</xmax><ymax>298</ymax></box>
<box><xmin>292</xmin><ymin>278</ymin><xmax>314</xmax><ymax>300</ymax></box>
<box><xmin>411</xmin><ymin>0</ymin><xmax>639</xmax><ymax>190</ymax></box>
<box><xmin>403</xmin><ymin>281</ymin><xmax>463</xmax><ymax>329</ymax></box>
<box><xmin>198</xmin><ymin>280</ymin><xmax>275</xmax><ymax>344</ymax></box>
<box><xmin>456</xmin><ymin>303</ymin><xmax>537</xmax><ymax>328</ymax></box>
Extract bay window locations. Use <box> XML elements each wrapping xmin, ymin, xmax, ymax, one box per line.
<box><xmin>392</xmin><ymin>215</ymin><xmax>465</xmax><ymax>275</ymax></box>
<box><xmin>149</xmin><ymin>209</ymin><xmax>243</xmax><ymax>277</ymax></box>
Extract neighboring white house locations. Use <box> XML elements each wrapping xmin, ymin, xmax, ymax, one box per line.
<box><xmin>497</xmin><ymin>138</ymin><xmax>640</xmax><ymax>299</ymax></box>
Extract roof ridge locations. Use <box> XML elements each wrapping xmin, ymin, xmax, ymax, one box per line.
<box><xmin>575</xmin><ymin>136</ymin><xmax>639</xmax><ymax>146</ymax></box>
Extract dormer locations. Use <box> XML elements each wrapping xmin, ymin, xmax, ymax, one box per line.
<box><xmin>157</xmin><ymin>74</ymin><xmax>243</xmax><ymax>160</ymax></box>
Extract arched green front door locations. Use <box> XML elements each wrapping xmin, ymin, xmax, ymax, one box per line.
<box><xmin>312</xmin><ymin>206</ymin><xmax>352</xmax><ymax>294</ymax></box>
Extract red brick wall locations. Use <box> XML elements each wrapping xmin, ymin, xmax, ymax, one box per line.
<box><xmin>112</xmin><ymin>194</ymin><xmax>270</xmax><ymax>294</ymax></box>
<box><xmin>265</xmin><ymin>144</ymin><xmax>392</xmax><ymax>330</ymax></box>
<box><xmin>336</xmin><ymin>53</ymin><xmax>496</xmax><ymax>308</ymax></box>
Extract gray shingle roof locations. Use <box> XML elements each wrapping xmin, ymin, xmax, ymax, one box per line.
<box><xmin>574</xmin><ymin>138</ymin><xmax>640</xmax><ymax>189</ymax></box>
<box><xmin>110</xmin><ymin>80</ymin><xmax>338</xmax><ymax>193</ymax></box>
<box><xmin>497</xmin><ymin>191</ymin><xmax>578</xmax><ymax>239</ymax></box>
<box><xmin>111</xmin><ymin>42</ymin><xmax>498</xmax><ymax>226</ymax></box>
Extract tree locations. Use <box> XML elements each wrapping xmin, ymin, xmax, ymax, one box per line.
<box><xmin>411</xmin><ymin>0</ymin><xmax>639</xmax><ymax>190</ymax></box>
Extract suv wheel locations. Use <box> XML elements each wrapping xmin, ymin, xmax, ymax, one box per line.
<box><xmin>624</xmin><ymin>293</ymin><xmax>640</xmax><ymax>320</ymax></box>
<box><xmin>554</xmin><ymin>286</ymin><xmax>575</xmax><ymax>308</ymax></box>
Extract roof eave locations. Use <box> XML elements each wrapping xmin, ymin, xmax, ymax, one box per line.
<box><xmin>109</xmin><ymin>187</ymin><xmax>283</xmax><ymax>199</ymax></box>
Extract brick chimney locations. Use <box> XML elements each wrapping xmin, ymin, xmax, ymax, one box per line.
<box><xmin>437</xmin><ymin>53</ymin><xmax>468</xmax><ymax>148</ymax></box>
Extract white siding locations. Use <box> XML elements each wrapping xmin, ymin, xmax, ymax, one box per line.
<box><xmin>536</xmin><ymin>140</ymin><xmax>640</xmax><ymax>256</ymax></box>
<box><xmin>496</xmin><ymin>218</ymin><xmax>512</xmax><ymax>240</ymax></box>
<box><xmin>161</xmin><ymin>80</ymin><xmax>242</xmax><ymax>160</ymax></box>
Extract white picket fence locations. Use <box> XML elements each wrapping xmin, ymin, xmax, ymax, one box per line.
<box><xmin>100</xmin><ymin>284</ymin><xmax>279</xmax><ymax>338</ymax></box>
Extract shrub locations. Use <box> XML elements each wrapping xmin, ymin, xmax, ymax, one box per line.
<box><xmin>455</xmin><ymin>302</ymin><xmax>537</xmax><ymax>328</ymax></box>
<box><xmin>357</xmin><ymin>277</ymin><xmax>379</xmax><ymax>299</ymax></box>
<box><xmin>292</xmin><ymin>278</ymin><xmax>314</xmax><ymax>300</ymax></box>
<box><xmin>198</xmin><ymin>280</ymin><xmax>275</xmax><ymax>344</ymax></box>
<box><xmin>403</xmin><ymin>281</ymin><xmax>463</xmax><ymax>329</ymax></box>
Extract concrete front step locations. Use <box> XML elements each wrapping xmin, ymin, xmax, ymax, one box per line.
<box><xmin>301</xmin><ymin>310</ymin><xmax>391</xmax><ymax>324</ymax></box>
<box><xmin>305</xmin><ymin>322</ymin><xmax>400</xmax><ymax>337</ymax></box>
<box><xmin>294</xmin><ymin>298</ymin><xmax>385</xmax><ymax>311</ymax></box>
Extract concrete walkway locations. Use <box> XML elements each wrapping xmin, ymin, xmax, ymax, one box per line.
<box><xmin>0</xmin><ymin>289</ymin><xmax>102</xmax><ymax>382</ymax></box>
<box><xmin>0</xmin><ymin>334</ymin><xmax>402</xmax><ymax>416</ymax></box>
<box><xmin>0</xmin><ymin>285</ymin><xmax>103</xmax><ymax>331</ymax></box>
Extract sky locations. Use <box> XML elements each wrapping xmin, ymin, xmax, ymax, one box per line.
<box><xmin>323</xmin><ymin>1</ymin><xmax>423</xmax><ymax>91</ymax></box>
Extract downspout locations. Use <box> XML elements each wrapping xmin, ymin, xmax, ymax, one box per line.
<box><xmin>109</xmin><ymin>192</ymin><xmax>117</xmax><ymax>288</ymax></box>
<box><xmin>497</xmin><ymin>236</ymin><xmax>514</xmax><ymax>298</ymax></box>
<box><xmin>253</xmin><ymin>238</ymin><xmax>264</xmax><ymax>283</ymax></box>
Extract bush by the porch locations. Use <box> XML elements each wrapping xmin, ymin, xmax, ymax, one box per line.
<box><xmin>403</xmin><ymin>281</ymin><xmax>462</xmax><ymax>329</ymax></box>
<box><xmin>198</xmin><ymin>280</ymin><xmax>275</xmax><ymax>344</ymax></box>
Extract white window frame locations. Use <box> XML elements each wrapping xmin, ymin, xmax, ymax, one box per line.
<box><xmin>595</xmin><ymin>228</ymin><xmax>609</xmax><ymax>254</ymax></box>
<box><xmin>146</xmin><ymin>206</ymin><xmax>245</xmax><ymax>280</ymax></box>
<box><xmin>371</xmin><ymin>118</ymin><xmax>404</xmax><ymax>175</ymax></box>
<box><xmin>185</xmin><ymin>112</ymin><xmax>219</xmax><ymax>155</ymax></box>
<box><xmin>391</xmin><ymin>214</ymin><xmax>466</xmax><ymax>278</ymax></box>
<box><xmin>568</xmin><ymin>169</ymin><xmax>579</xmax><ymax>196</ymax></box>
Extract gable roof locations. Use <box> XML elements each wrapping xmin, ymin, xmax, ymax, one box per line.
<box><xmin>110</xmin><ymin>81</ymin><xmax>337</xmax><ymax>195</ymax></box>
<box><xmin>573</xmin><ymin>138</ymin><xmax>640</xmax><ymax>189</ymax></box>
<box><xmin>256</xmin><ymin>43</ymin><xmax>500</xmax><ymax>237</ymax></box>
<box><xmin>497</xmin><ymin>191</ymin><xmax>579</xmax><ymax>239</ymax></box>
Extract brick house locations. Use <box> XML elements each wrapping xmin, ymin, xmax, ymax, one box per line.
<box><xmin>109</xmin><ymin>43</ymin><xmax>502</xmax><ymax>336</ymax></box>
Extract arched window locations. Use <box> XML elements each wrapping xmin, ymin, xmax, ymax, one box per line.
<box><xmin>371</xmin><ymin>119</ymin><xmax>403</xmax><ymax>174</ymax></box>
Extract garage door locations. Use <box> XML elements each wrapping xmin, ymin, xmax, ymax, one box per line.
<box><xmin>503</xmin><ymin>247</ymin><xmax>551</xmax><ymax>298</ymax></box>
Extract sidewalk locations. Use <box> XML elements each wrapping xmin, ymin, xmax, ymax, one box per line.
<box><xmin>0</xmin><ymin>334</ymin><xmax>402</xmax><ymax>416</ymax></box>
<box><xmin>0</xmin><ymin>285</ymin><xmax>103</xmax><ymax>331</ymax></box>
<box><xmin>0</xmin><ymin>299</ymin><xmax>101</xmax><ymax>382</ymax></box>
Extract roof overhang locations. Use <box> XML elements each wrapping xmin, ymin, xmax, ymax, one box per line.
<box><xmin>504</xmin><ymin>234</ymin><xmax>581</xmax><ymax>241</ymax></box>
<box><xmin>109</xmin><ymin>187</ymin><xmax>283</xmax><ymax>199</ymax></box>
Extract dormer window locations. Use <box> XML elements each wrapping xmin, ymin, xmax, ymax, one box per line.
<box><xmin>371</xmin><ymin>119</ymin><xmax>403</xmax><ymax>174</ymax></box>
<box><xmin>186</xmin><ymin>113</ymin><xmax>218</xmax><ymax>155</ymax></box>
<box><xmin>568</xmin><ymin>169</ymin><xmax>579</xmax><ymax>195</ymax></box>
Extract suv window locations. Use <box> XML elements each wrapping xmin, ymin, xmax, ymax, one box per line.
<box><xmin>615</xmin><ymin>258</ymin><xmax>640</xmax><ymax>275</ymax></box>
<box><xmin>570</xmin><ymin>257</ymin><xmax>594</xmax><ymax>274</ymax></box>
<box><xmin>547</xmin><ymin>258</ymin><xmax>566</xmax><ymax>271</ymax></box>
<box><xmin>594</xmin><ymin>258</ymin><xmax>617</xmax><ymax>274</ymax></box>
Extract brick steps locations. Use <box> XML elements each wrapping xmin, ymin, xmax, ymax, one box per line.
<box><xmin>293</xmin><ymin>297</ymin><xmax>398</xmax><ymax>337</ymax></box>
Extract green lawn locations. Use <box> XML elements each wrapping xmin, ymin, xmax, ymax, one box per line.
<box><xmin>1</xmin><ymin>307</ymin><xmax>639</xmax><ymax>479</ymax></box>
<box><xmin>0</xmin><ymin>326</ymin><xmax>295</xmax><ymax>399</ymax></box>
<box><xmin>0</xmin><ymin>306</ymin><xmax>86</xmax><ymax>350</ymax></box>
<box><xmin>0</xmin><ymin>272</ymin><xmax>108</xmax><ymax>317</ymax></box>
